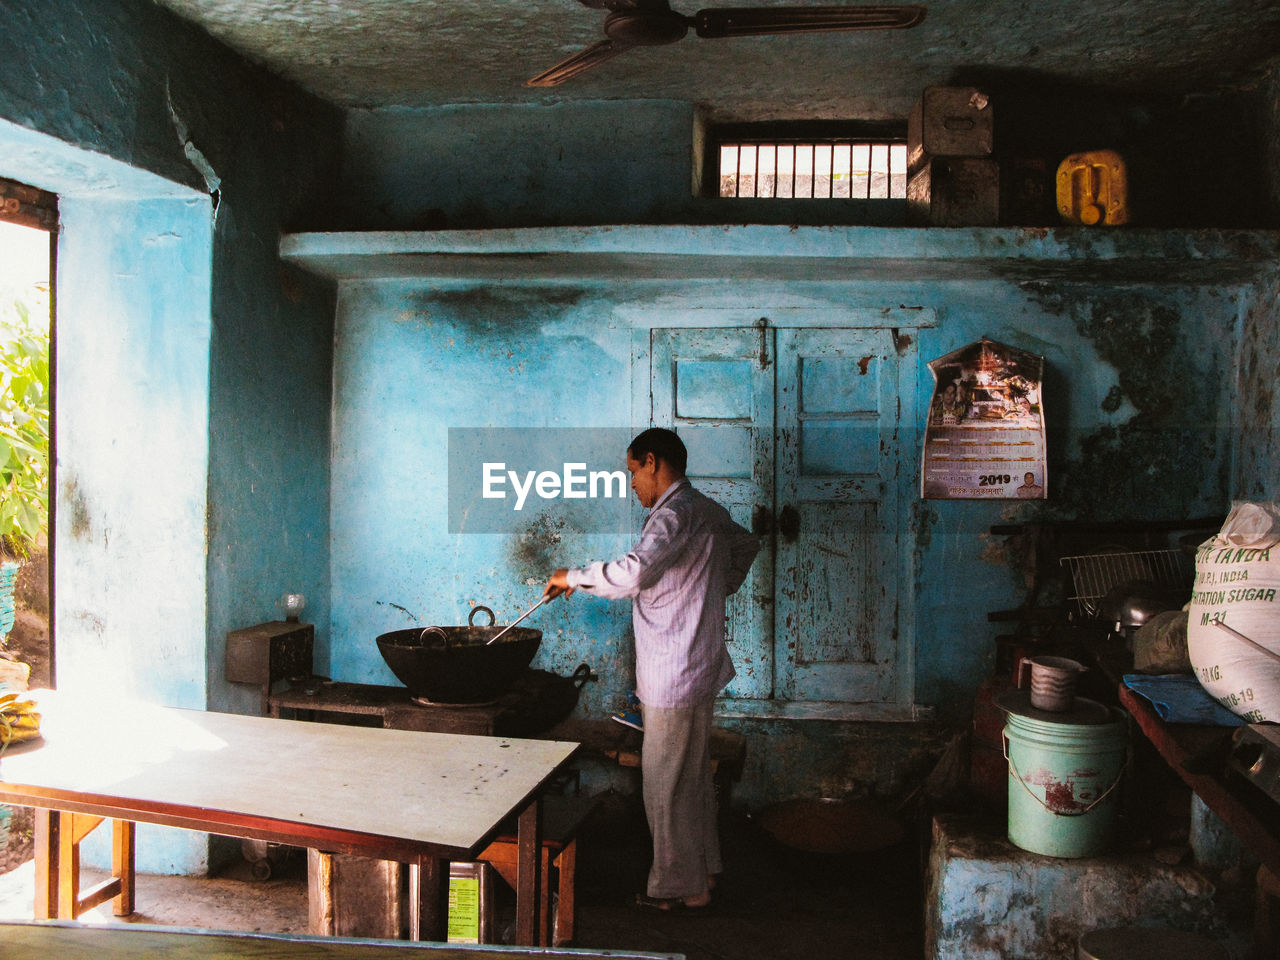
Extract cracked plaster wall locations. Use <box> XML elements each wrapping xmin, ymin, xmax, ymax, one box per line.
<box><xmin>0</xmin><ymin>0</ymin><xmax>342</xmax><ymax>872</ymax></box>
<box><xmin>327</xmin><ymin>259</ymin><xmax>1243</xmax><ymax>805</ymax></box>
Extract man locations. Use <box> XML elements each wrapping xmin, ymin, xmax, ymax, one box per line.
<box><xmin>1016</xmin><ymin>471</ymin><xmax>1044</xmax><ymax>498</ymax></box>
<box><xmin>544</xmin><ymin>427</ymin><xmax>758</xmax><ymax>912</ymax></box>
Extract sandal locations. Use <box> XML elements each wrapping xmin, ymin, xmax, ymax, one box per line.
<box><xmin>634</xmin><ymin>893</ymin><xmax>713</xmax><ymax>913</ymax></box>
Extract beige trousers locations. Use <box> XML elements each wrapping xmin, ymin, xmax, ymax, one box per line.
<box><xmin>641</xmin><ymin>700</ymin><xmax>722</xmax><ymax>899</ymax></box>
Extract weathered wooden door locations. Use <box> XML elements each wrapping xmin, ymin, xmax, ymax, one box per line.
<box><xmin>649</xmin><ymin>325</ymin><xmax>910</xmax><ymax>709</ymax></box>
<box><xmin>773</xmin><ymin>328</ymin><xmax>908</xmax><ymax>703</ymax></box>
<box><xmin>650</xmin><ymin>327</ymin><xmax>775</xmax><ymax>699</ymax></box>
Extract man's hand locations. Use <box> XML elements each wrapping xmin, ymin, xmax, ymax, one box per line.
<box><xmin>543</xmin><ymin>568</ymin><xmax>575</xmax><ymax>600</ymax></box>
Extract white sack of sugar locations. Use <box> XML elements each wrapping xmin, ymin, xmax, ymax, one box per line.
<box><xmin>1187</xmin><ymin>501</ymin><xmax>1280</xmax><ymax>723</ymax></box>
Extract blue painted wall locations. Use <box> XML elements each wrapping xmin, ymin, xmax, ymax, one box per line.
<box><xmin>342</xmin><ymin>102</ymin><xmax>700</xmax><ymax>229</ymax></box>
<box><xmin>321</xmin><ymin>227</ymin><xmax>1248</xmax><ymax>804</ymax></box>
<box><xmin>0</xmin><ymin>0</ymin><xmax>342</xmax><ymax>871</ymax></box>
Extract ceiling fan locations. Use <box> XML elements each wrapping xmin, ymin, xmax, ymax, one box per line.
<box><xmin>527</xmin><ymin>1</ymin><xmax>926</xmax><ymax>87</ymax></box>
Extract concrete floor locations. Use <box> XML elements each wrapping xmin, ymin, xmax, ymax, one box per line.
<box><xmin>0</xmin><ymin>795</ymin><xmax>925</xmax><ymax>959</ymax></box>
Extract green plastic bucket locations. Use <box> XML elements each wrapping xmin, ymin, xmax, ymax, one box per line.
<box><xmin>1003</xmin><ymin>705</ymin><xmax>1127</xmax><ymax>858</ymax></box>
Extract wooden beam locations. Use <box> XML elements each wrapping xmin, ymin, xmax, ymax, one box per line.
<box><xmin>0</xmin><ymin>176</ymin><xmax>57</xmax><ymax>231</ymax></box>
<box><xmin>75</xmin><ymin>877</ymin><xmax>122</xmax><ymax>915</ymax></box>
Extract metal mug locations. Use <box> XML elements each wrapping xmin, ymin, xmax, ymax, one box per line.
<box><xmin>1016</xmin><ymin>655</ymin><xmax>1087</xmax><ymax>712</ymax></box>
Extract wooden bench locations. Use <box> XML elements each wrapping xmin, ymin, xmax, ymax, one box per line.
<box><xmin>1</xmin><ymin>919</ymin><xmax>681</xmax><ymax>959</ymax></box>
<box><xmin>602</xmin><ymin>726</ymin><xmax>747</xmax><ymax>820</ymax></box>
<box><xmin>478</xmin><ymin>794</ymin><xmax>600</xmax><ymax>947</ymax></box>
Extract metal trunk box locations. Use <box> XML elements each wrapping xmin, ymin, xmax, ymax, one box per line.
<box><xmin>309</xmin><ymin>849</ymin><xmax>407</xmax><ymax>940</ymax></box>
<box><xmin>907</xmin><ymin>157</ymin><xmax>999</xmax><ymax>226</ymax></box>
<box><xmin>308</xmin><ymin>851</ymin><xmax>494</xmax><ymax>943</ymax></box>
<box><xmin>908</xmin><ymin>86</ymin><xmax>993</xmax><ymax>174</ymax></box>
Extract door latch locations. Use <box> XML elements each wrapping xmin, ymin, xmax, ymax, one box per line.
<box><xmin>777</xmin><ymin>504</ymin><xmax>800</xmax><ymax>542</ymax></box>
<box><xmin>755</xmin><ymin>317</ymin><xmax>771</xmax><ymax>371</ymax></box>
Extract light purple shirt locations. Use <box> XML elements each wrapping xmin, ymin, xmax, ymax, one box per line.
<box><xmin>566</xmin><ymin>479</ymin><xmax>759</xmax><ymax>707</ymax></box>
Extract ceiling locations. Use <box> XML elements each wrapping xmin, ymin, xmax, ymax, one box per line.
<box><xmin>151</xmin><ymin>0</ymin><xmax>1280</xmax><ymax>122</ymax></box>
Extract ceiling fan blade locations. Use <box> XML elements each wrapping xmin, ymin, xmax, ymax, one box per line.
<box><xmin>693</xmin><ymin>5</ymin><xmax>925</xmax><ymax>38</ymax></box>
<box><xmin>527</xmin><ymin>38</ymin><xmax>636</xmax><ymax>87</ymax></box>
<box><xmin>579</xmin><ymin>0</ymin><xmax>669</xmax><ymax>10</ymax></box>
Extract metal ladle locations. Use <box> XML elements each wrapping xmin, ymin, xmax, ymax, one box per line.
<box><xmin>485</xmin><ymin>595</ymin><xmax>554</xmax><ymax>646</ymax></box>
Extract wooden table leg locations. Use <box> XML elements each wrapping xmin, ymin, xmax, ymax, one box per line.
<box><xmin>410</xmin><ymin>855</ymin><xmax>450</xmax><ymax>941</ymax></box>
<box><xmin>515</xmin><ymin>797</ymin><xmax>542</xmax><ymax>947</ymax></box>
<box><xmin>56</xmin><ymin>810</ymin><xmax>82</xmax><ymax>918</ymax></box>
<box><xmin>32</xmin><ymin>811</ymin><xmax>130</xmax><ymax>921</ymax></box>
<box><xmin>112</xmin><ymin>820</ymin><xmax>135</xmax><ymax>916</ymax></box>
<box><xmin>32</xmin><ymin>809</ymin><xmax>59</xmax><ymax>920</ymax></box>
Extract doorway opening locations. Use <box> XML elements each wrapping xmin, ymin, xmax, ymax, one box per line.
<box><xmin>0</xmin><ymin>176</ymin><xmax>54</xmax><ymax>877</ymax></box>
<box><xmin>0</xmin><ymin>177</ymin><xmax>55</xmax><ymax>692</ymax></box>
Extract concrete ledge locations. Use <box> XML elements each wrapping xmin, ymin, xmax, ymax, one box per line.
<box><xmin>926</xmin><ymin>814</ymin><xmax>1241</xmax><ymax>960</ymax></box>
<box><xmin>280</xmin><ymin>225</ymin><xmax>1280</xmax><ymax>284</ymax></box>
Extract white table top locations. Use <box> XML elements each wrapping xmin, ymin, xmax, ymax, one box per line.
<box><xmin>0</xmin><ymin>690</ymin><xmax>578</xmax><ymax>856</ymax></box>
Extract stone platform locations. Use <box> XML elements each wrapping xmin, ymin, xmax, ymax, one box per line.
<box><xmin>926</xmin><ymin>814</ymin><xmax>1247</xmax><ymax>960</ymax></box>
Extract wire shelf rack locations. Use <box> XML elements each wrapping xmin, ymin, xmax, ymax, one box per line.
<box><xmin>1059</xmin><ymin>549</ymin><xmax>1193</xmax><ymax>620</ymax></box>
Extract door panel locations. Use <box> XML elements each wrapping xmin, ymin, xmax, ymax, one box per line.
<box><xmin>675</xmin><ymin>360</ymin><xmax>754</xmax><ymax>420</ymax></box>
<box><xmin>776</xmin><ymin>328</ymin><xmax>905</xmax><ymax>703</ymax></box>
<box><xmin>678</xmin><ymin>423</ymin><xmax>753</xmax><ymax>479</ymax></box>
<box><xmin>651</xmin><ymin>328</ymin><xmax>775</xmax><ymax>700</ymax></box>
<box><xmin>792</xmin><ymin>500</ymin><xmax>878</xmax><ymax>664</ymax></box>
<box><xmin>800</xmin><ymin>417</ymin><xmax>880</xmax><ymax>474</ymax></box>
<box><xmin>797</xmin><ymin>354</ymin><xmax>880</xmax><ymax>414</ymax></box>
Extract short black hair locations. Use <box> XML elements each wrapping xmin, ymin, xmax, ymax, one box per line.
<box><xmin>628</xmin><ymin>427</ymin><xmax>687</xmax><ymax>475</ymax></box>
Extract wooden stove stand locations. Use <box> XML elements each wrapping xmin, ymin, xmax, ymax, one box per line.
<box><xmin>268</xmin><ymin>681</ymin><xmax>503</xmax><ymax>735</ymax></box>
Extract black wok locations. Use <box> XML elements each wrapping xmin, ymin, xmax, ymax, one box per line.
<box><xmin>376</xmin><ymin>605</ymin><xmax>541</xmax><ymax>704</ymax></box>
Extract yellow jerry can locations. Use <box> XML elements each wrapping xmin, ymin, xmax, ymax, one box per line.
<box><xmin>1056</xmin><ymin>150</ymin><xmax>1128</xmax><ymax>225</ymax></box>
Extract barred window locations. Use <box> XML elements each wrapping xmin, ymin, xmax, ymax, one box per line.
<box><xmin>718</xmin><ymin>140</ymin><xmax>907</xmax><ymax>199</ymax></box>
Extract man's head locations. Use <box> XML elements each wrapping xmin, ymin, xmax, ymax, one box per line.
<box><xmin>1024</xmin><ymin>472</ymin><xmax>1036</xmax><ymax>485</ymax></box>
<box><xmin>626</xmin><ymin>428</ymin><xmax>687</xmax><ymax>508</ymax></box>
